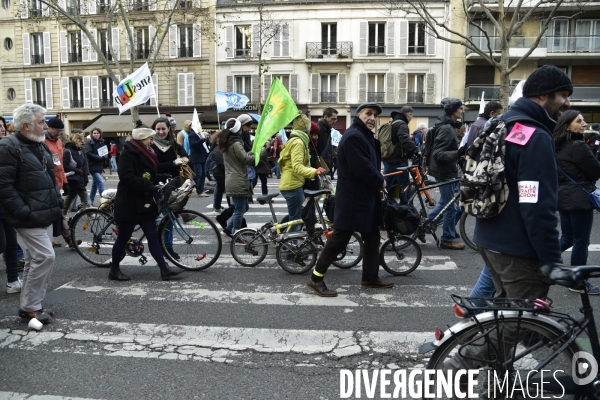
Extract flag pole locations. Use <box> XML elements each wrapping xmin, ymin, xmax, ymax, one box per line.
<box><xmin>155</xmin><ymin>98</ymin><xmax>160</xmax><ymax>117</ymax></box>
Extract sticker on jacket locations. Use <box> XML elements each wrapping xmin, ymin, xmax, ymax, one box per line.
<box><xmin>505</xmin><ymin>123</ymin><xmax>536</xmax><ymax>146</ymax></box>
<box><xmin>52</xmin><ymin>153</ymin><xmax>61</xmax><ymax>165</ymax></box>
<box><xmin>518</xmin><ymin>181</ymin><xmax>539</xmax><ymax>203</ymax></box>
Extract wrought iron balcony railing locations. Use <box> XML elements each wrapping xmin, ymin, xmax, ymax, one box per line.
<box><xmin>408</xmin><ymin>45</ymin><xmax>425</xmax><ymax>54</ymax></box>
<box><xmin>134</xmin><ymin>48</ymin><xmax>150</xmax><ymax>60</ymax></box>
<box><xmin>367</xmin><ymin>45</ymin><xmax>385</xmax><ymax>55</ymax></box>
<box><xmin>177</xmin><ymin>0</ymin><xmax>191</xmax><ymax>7</ymax></box>
<box><xmin>407</xmin><ymin>92</ymin><xmax>424</xmax><ymax>103</ymax></box>
<box><xmin>179</xmin><ymin>46</ymin><xmax>193</xmax><ymax>58</ymax></box>
<box><xmin>31</xmin><ymin>54</ymin><xmax>44</xmax><ymax>64</ymax></box>
<box><xmin>235</xmin><ymin>48</ymin><xmax>251</xmax><ymax>57</ymax></box>
<box><xmin>367</xmin><ymin>92</ymin><xmax>385</xmax><ymax>102</ymax></box>
<box><xmin>305</xmin><ymin>42</ymin><xmax>352</xmax><ymax>59</ymax></box>
<box><xmin>100</xmin><ymin>98</ymin><xmax>113</xmax><ymax>107</ymax></box>
<box><xmin>67</xmin><ymin>6</ymin><xmax>78</xmax><ymax>14</ymax></box>
<box><xmin>100</xmin><ymin>50</ymin><xmax>113</xmax><ymax>60</ymax></box>
<box><xmin>320</xmin><ymin>92</ymin><xmax>337</xmax><ymax>103</ymax></box>
<box><xmin>467</xmin><ymin>35</ymin><xmax>600</xmax><ymax>54</ymax></box>
<box><xmin>97</xmin><ymin>2</ymin><xmax>110</xmax><ymax>12</ymax></box>
<box><xmin>71</xmin><ymin>99</ymin><xmax>84</xmax><ymax>108</ymax></box>
<box><xmin>69</xmin><ymin>52</ymin><xmax>82</xmax><ymax>62</ymax></box>
<box><xmin>132</xmin><ymin>1</ymin><xmax>149</xmax><ymax>10</ymax></box>
<box><xmin>30</xmin><ymin>8</ymin><xmax>42</xmax><ymax>17</ymax></box>
<box><xmin>33</xmin><ymin>100</ymin><xmax>46</xmax><ymax>107</ymax></box>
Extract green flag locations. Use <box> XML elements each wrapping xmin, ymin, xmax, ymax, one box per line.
<box><xmin>252</xmin><ymin>77</ymin><xmax>298</xmax><ymax>166</ymax></box>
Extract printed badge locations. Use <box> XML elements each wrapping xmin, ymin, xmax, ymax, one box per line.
<box><xmin>505</xmin><ymin>123</ymin><xmax>536</xmax><ymax>146</ymax></box>
<box><xmin>518</xmin><ymin>181</ymin><xmax>539</xmax><ymax>203</ymax></box>
<box><xmin>52</xmin><ymin>153</ymin><xmax>61</xmax><ymax>165</ymax></box>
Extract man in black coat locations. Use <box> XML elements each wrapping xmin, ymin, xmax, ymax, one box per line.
<box><xmin>0</xmin><ymin>103</ymin><xmax>63</xmax><ymax>324</ymax></box>
<box><xmin>382</xmin><ymin>106</ymin><xmax>417</xmax><ymax>191</ymax></box>
<box><xmin>315</xmin><ymin>107</ymin><xmax>338</xmax><ymax>170</ymax></box>
<box><xmin>306</xmin><ymin>103</ymin><xmax>393</xmax><ymax>297</ymax></box>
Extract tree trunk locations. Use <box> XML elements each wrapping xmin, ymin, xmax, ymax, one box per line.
<box><xmin>498</xmin><ymin>49</ymin><xmax>510</xmax><ymax>110</ymax></box>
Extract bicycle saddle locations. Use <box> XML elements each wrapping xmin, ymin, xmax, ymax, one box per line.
<box><xmin>303</xmin><ymin>189</ymin><xmax>331</xmax><ymax>198</ymax></box>
<box><xmin>540</xmin><ymin>263</ymin><xmax>600</xmax><ymax>289</ymax></box>
<box><xmin>394</xmin><ymin>166</ymin><xmax>413</xmax><ymax>172</ymax></box>
<box><xmin>257</xmin><ymin>193</ymin><xmax>279</xmax><ymax>205</ymax></box>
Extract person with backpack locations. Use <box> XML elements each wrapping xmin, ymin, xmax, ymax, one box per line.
<box><xmin>315</xmin><ymin>107</ymin><xmax>338</xmax><ymax>171</ymax></box>
<box><xmin>411</xmin><ymin>123</ymin><xmax>427</xmax><ymax>153</ymax></box>
<box><xmin>380</xmin><ymin>106</ymin><xmax>417</xmax><ymax>192</ymax></box>
<box><xmin>465</xmin><ymin>101</ymin><xmax>503</xmax><ymax>148</ymax></box>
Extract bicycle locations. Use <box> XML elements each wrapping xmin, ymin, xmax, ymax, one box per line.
<box><xmin>418</xmin><ymin>263</ymin><xmax>600</xmax><ymax>399</ymax></box>
<box><xmin>70</xmin><ymin>178</ymin><xmax>222</xmax><ymax>270</ymax></box>
<box><xmin>231</xmin><ymin>189</ymin><xmax>364</xmax><ymax>273</ymax></box>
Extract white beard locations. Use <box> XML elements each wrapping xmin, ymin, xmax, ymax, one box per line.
<box><xmin>23</xmin><ymin>131</ymin><xmax>45</xmax><ymax>143</ymax></box>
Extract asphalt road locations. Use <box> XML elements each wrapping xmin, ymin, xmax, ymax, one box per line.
<box><xmin>0</xmin><ymin>176</ymin><xmax>599</xmax><ymax>399</ymax></box>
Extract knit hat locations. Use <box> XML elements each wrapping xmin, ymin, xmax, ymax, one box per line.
<box><xmin>310</xmin><ymin>121</ymin><xmax>319</xmax><ymax>134</ymax></box>
<box><xmin>523</xmin><ymin>65</ymin><xmax>573</xmax><ymax>98</ymax></box>
<box><xmin>237</xmin><ymin>114</ymin><xmax>253</xmax><ymax>126</ymax></box>
<box><xmin>132</xmin><ymin>127</ymin><xmax>155</xmax><ymax>140</ymax></box>
<box><xmin>47</xmin><ymin>117</ymin><xmax>64</xmax><ymax>129</ymax></box>
<box><xmin>441</xmin><ymin>97</ymin><xmax>463</xmax><ymax>115</ymax></box>
<box><xmin>293</xmin><ymin>114</ymin><xmax>311</xmax><ymax>133</ymax></box>
<box><xmin>168</xmin><ymin>117</ymin><xmax>177</xmax><ymax>128</ymax></box>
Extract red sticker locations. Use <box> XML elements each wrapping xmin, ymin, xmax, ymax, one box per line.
<box><xmin>505</xmin><ymin>123</ymin><xmax>536</xmax><ymax>146</ymax></box>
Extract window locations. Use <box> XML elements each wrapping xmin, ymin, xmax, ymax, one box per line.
<box><xmin>32</xmin><ymin>79</ymin><xmax>46</xmax><ymax>107</ymax></box>
<box><xmin>320</xmin><ymin>74</ymin><xmax>337</xmax><ymax>103</ymax></box>
<box><xmin>133</xmin><ymin>0</ymin><xmax>148</xmax><ymax>11</ymax></box>
<box><xmin>575</xmin><ymin>19</ymin><xmax>600</xmax><ymax>52</ymax></box>
<box><xmin>177</xmin><ymin>0</ymin><xmax>191</xmax><ymax>8</ymax></box>
<box><xmin>271</xmin><ymin>74</ymin><xmax>290</xmax><ymax>91</ymax></box>
<box><xmin>321</xmin><ymin>23</ymin><xmax>337</xmax><ymax>55</ymax></box>
<box><xmin>31</xmin><ymin>33</ymin><xmax>44</xmax><ymax>64</ymax></box>
<box><xmin>408</xmin><ymin>22</ymin><xmax>425</xmax><ymax>54</ymax></box>
<box><xmin>100</xmin><ymin>76</ymin><xmax>114</xmax><ymax>107</ymax></box>
<box><xmin>67</xmin><ymin>0</ymin><xmax>80</xmax><ymax>14</ymax></box>
<box><xmin>3</xmin><ymin>0</ymin><xmax>10</xmax><ymax>9</ymax></box>
<box><xmin>135</xmin><ymin>27</ymin><xmax>150</xmax><ymax>60</ymax></box>
<box><xmin>235</xmin><ymin>76</ymin><xmax>251</xmax><ymax>100</ymax></box>
<box><xmin>407</xmin><ymin>74</ymin><xmax>425</xmax><ymax>103</ymax></box>
<box><xmin>30</xmin><ymin>0</ymin><xmax>43</xmax><ymax>16</ymax></box>
<box><xmin>97</xmin><ymin>0</ymin><xmax>110</xmax><ymax>13</ymax></box>
<box><xmin>69</xmin><ymin>31</ymin><xmax>82</xmax><ymax>62</ymax></box>
<box><xmin>179</xmin><ymin>25</ymin><xmax>193</xmax><ymax>58</ymax></box>
<box><xmin>469</xmin><ymin>20</ymin><xmax>498</xmax><ymax>51</ymax></box>
<box><xmin>71</xmin><ymin>77</ymin><xmax>84</xmax><ymax>108</ymax></box>
<box><xmin>7</xmin><ymin>88</ymin><xmax>16</xmax><ymax>101</ymax></box>
<box><xmin>98</xmin><ymin>30</ymin><xmax>112</xmax><ymax>60</ymax></box>
<box><xmin>368</xmin><ymin>22</ymin><xmax>385</xmax><ymax>55</ymax></box>
<box><xmin>367</xmin><ymin>74</ymin><xmax>384</xmax><ymax>102</ymax></box>
<box><xmin>4</xmin><ymin>37</ymin><xmax>12</xmax><ymax>50</ymax></box>
<box><xmin>548</xmin><ymin>19</ymin><xmax>569</xmax><ymax>52</ymax></box>
<box><xmin>235</xmin><ymin>25</ymin><xmax>251</xmax><ymax>57</ymax></box>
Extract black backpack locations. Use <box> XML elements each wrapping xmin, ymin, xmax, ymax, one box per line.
<box><xmin>420</xmin><ymin>126</ymin><xmax>437</xmax><ymax>168</ymax></box>
<box><xmin>383</xmin><ymin>194</ymin><xmax>419</xmax><ymax>235</ymax></box>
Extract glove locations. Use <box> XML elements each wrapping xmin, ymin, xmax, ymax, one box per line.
<box><xmin>457</xmin><ymin>146</ymin><xmax>468</xmax><ymax>158</ymax></box>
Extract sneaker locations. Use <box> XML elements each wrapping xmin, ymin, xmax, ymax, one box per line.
<box><xmin>569</xmin><ymin>282</ymin><xmax>600</xmax><ymax>295</ymax></box>
<box><xmin>17</xmin><ymin>258</ymin><xmax>25</xmax><ymax>271</ymax></box>
<box><xmin>440</xmin><ymin>241</ymin><xmax>466</xmax><ymax>250</ymax></box>
<box><xmin>198</xmin><ymin>192</ymin><xmax>210</xmax><ymax>197</ymax></box>
<box><xmin>7</xmin><ymin>278</ymin><xmax>22</xmax><ymax>294</ymax></box>
<box><xmin>213</xmin><ymin>207</ymin><xmax>225</xmax><ymax>213</ymax></box>
<box><xmin>221</xmin><ymin>228</ymin><xmax>233</xmax><ymax>239</ymax></box>
<box><xmin>18</xmin><ymin>308</ymin><xmax>53</xmax><ymax>324</ymax></box>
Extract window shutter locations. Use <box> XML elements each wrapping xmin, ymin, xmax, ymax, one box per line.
<box><xmin>398</xmin><ymin>73</ymin><xmax>407</xmax><ymax>103</ymax></box>
<box><xmin>399</xmin><ymin>21</ymin><xmax>408</xmax><ymax>56</ymax></box>
<box><xmin>80</xmin><ymin>0</ymin><xmax>86</xmax><ymax>14</ymax></box>
<box><xmin>290</xmin><ymin>74</ymin><xmax>298</xmax><ymax>102</ymax></box>
<box><xmin>425</xmin><ymin>73</ymin><xmax>435</xmax><ymax>104</ymax></box>
<box><xmin>192</xmin><ymin>0</ymin><xmax>200</xmax><ymax>7</ymax></box>
<box><xmin>45</xmin><ymin>78</ymin><xmax>53</xmax><ymax>109</ymax></box>
<box><xmin>311</xmin><ymin>73</ymin><xmax>319</xmax><ymax>103</ymax></box>
<box><xmin>88</xmin><ymin>0</ymin><xmax>96</xmax><ymax>13</ymax></box>
<box><xmin>386</xmin><ymin>73</ymin><xmax>395</xmax><ymax>103</ymax></box>
<box><xmin>150</xmin><ymin>74</ymin><xmax>158</xmax><ymax>106</ymax></box>
<box><xmin>111</xmin><ymin>28</ymin><xmax>120</xmax><ymax>61</ymax></box>
<box><xmin>58</xmin><ymin>0</ymin><xmax>66</xmax><ymax>9</ymax></box>
<box><xmin>426</xmin><ymin>26</ymin><xmax>437</xmax><ymax>56</ymax></box>
<box><xmin>24</xmin><ymin>78</ymin><xmax>32</xmax><ymax>103</ymax></box>
<box><xmin>251</xmin><ymin>24</ymin><xmax>259</xmax><ymax>57</ymax></box>
<box><xmin>89</xmin><ymin>29</ymin><xmax>97</xmax><ymax>61</ymax></box>
<box><xmin>263</xmin><ymin>74</ymin><xmax>271</xmax><ymax>102</ymax></box>
<box><xmin>193</xmin><ymin>24</ymin><xmax>201</xmax><ymax>57</ymax></box>
<box><xmin>22</xmin><ymin>33</ymin><xmax>30</xmax><ymax>65</ymax></box>
<box><xmin>125</xmin><ymin>29</ymin><xmax>131</xmax><ymax>60</ymax></box>
<box><xmin>42</xmin><ymin>1</ymin><xmax>49</xmax><ymax>16</ymax></box>
<box><xmin>167</xmin><ymin>0</ymin><xmax>175</xmax><ymax>9</ymax></box>
<box><xmin>186</xmin><ymin>72</ymin><xmax>194</xmax><ymax>106</ymax></box>
<box><xmin>169</xmin><ymin>25</ymin><xmax>177</xmax><ymax>58</ymax></box>
<box><xmin>91</xmin><ymin>76</ymin><xmax>99</xmax><ymax>108</ymax></box>
<box><xmin>113</xmin><ymin>74</ymin><xmax>120</xmax><ymax>95</ymax></box>
<box><xmin>358</xmin><ymin>73</ymin><xmax>367</xmax><ymax>103</ymax></box>
<box><xmin>20</xmin><ymin>0</ymin><xmax>28</xmax><ymax>18</ymax></box>
<box><xmin>225</xmin><ymin>25</ymin><xmax>233</xmax><ymax>58</ymax></box>
<box><xmin>59</xmin><ymin>31</ymin><xmax>68</xmax><ymax>63</ymax></box>
<box><xmin>149</xmin><ymin>0</ymin><xmax>156</xmax><ymax>11</ymax></box>
<box><xmin>178</xmin><ymin>73</ymin><xmax>185</xmax><ymax>105</ymax></box>
<box><xmin>272</xmin><ymin>25</ymin><xmax>281</xmax><ymax>57</ymax></box>
<box><xmin>226</xmin><ymin>75</ymin><xmax>233</xmax><ymax>92</ymax></box>
<box><xmin>251</xmin><ymin>74</ymin><xmax>259</xmax><ymax>104</ymax></box>
<box><xmin>61</xmin><ymin>77</ymin><xmax>70</xmax><ymax>109</ymax></box>
<box><xmin>359</xmin><ymin>21</ymin><xmax>367</xmax><ymax>56</ymax></box>
<box><xmin>281</xmin><ymin>23</ymin><xmax>290</xmax><ymax>57</ymax></box>
<box><xmin>386</xmin><ymin>21</ymin><xmax>395</xmax><ymax>56</ymax></box>
<box><xmin>83</xmin><ymin>76</ymin><xmax>91</xmax><ymax>108</ymax></box>
<box><xmin>338</xmin><ymin>73</ymin><xmax>347</xmax><ymax>103</ymax></box>
<box><xmin>149</xmin><ymin>26</ymin><xmax>156</xmax><ymax>58</ymax></box>
<box><xmin>43</xmin><ymin>32</ymin><xmax>51</xmax><ymax>64</ymax></box>
<box><xmin>82</xmin><ymin>30</ymin><xmax>90</xmax><ymax>62</ymax></box>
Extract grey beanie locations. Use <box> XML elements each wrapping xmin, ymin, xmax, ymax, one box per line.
<box><xmin>441</xmin><ymin>97</ymin><xmax>463</xmax><ymax>115</ymax></box>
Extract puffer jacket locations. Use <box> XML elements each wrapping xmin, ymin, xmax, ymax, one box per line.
<box><xmin>83</xmin><ymin>137</ymin><xmax>108</xmax><ymax>173</ymax></box>
<box><xmin>63</xmin><ymin>141</ymin><xmax>89</xmax><ymax>191</ymax></box>
<box><xmin>556</xmin><ymin>136</ymin><xmax>600</xmax><ymax>211</ymax></box>
<box><xmin>278</xmin><ymin>135</ymin><xmax>316</xmax><ymax>191</ymax></box>
<box><xmin>223</xmin><ymin>135</ymin><xmax>255</xmax><ymax>197</ymax></box>
<box><xmin>0</xmin><ymin>132</ymin><xmax>62</xmax><ymax>228</ymax></box>
<box><xmin>429</xmin><ymin>113</ymin><xmax>462</xmax><ymax>180</ymax></box>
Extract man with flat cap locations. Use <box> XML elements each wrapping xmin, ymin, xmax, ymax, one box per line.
<box><xmin>305</xmin><ymin>102</ymin><xmax>393</xmax><ymax>297</ymax></box>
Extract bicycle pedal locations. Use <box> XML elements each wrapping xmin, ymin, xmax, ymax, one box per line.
<box><xmin>139</xmin><ymin>255</ymin><xmax>148</xmax><ymax>265</ymax></box>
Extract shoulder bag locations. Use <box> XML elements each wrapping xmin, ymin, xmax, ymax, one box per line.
<box><xmin>557</xmin><ymin>165</ymin><xmax>600</xmax><ymax>210</ymax></box>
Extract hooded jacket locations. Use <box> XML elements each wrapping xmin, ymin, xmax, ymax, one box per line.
<box><xmin>385</xmin><ymin>113</ymin><xmax>417</xmax><ymax>164</ymax></box>
<box><xmin>223</xmin><ymin>134</ymin><xmax>255</xmax><ymax>197</ymax></box>
<box><xmin>278</xmin><ymin>133</ymin><xmax>316</xmax><ymax>191</ymax></box>
<box><xmin>428</xmin><ymin>114</ymin><xmax>463</xmax><ymax>180</ymax></box>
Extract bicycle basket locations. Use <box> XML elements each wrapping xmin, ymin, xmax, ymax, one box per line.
<box><xmin>166</xmin><ymin>178</ymin><xmax>194</xmax><ymax>211</ymax></box>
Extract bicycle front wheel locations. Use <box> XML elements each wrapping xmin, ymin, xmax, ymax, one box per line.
<box><xmin>379</xmin><ymin>236</ymin><xmax>422</xmax><ymax>275</ymax></box>
<box><xmin>158</xmin><ymin>209</ymin><xmax>222</xmax><ymax>271</ymax></box>
<box><xmin>459</xmin><ymin>212</ymin><xmax>478</xmax><ymax>252</ymax></box>
<box><xmin>70</xmin><ymin>208</ymin><xmax>116</xmax><ymax>267</ymax></box>
<box><xmin>332</xmin><ymin>232</ymin><xmax>364</xmax><ymax>269</ymax></box>
<box><xmin>426</xmin><ymin>316</ymin><xmax>582</xmax><ymax>399</ymax></box>
<box><xmin>276</xmin><ymin>237</ymin><xmax>317</xmax><ymax>274</ymax></box>
<box><xmin>230</xmin><ymin>228</ymin><xmax>269</xmax><ymax>267</ymax></box>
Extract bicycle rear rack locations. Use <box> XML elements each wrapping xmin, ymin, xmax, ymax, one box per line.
<box><xmin>451</xmin><ymin>294</ymin><xmax>554</xmax><ymax>315</ymax></box>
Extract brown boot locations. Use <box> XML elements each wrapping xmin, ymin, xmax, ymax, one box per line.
<box><xmin>441</xmin><ymin>241</ymin><xmax>466</xmax><ymax>250</ymax></box>
<box><xmin>361</xmin><ymin>279</ymin><xmax>395</xmax><ymax>289</ymax></box>
<box><xmin>305</xmin><ymin>277</ymin><xmax>337</xmax><ymax>297</ymax></box>
<box><xmin>52</xmin><ymin>241</ymin><xmax>62</xmax><ymax>248</ymax></box>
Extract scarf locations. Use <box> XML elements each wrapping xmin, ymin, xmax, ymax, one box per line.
<box><xmin>131</xmin><ymin>139</ymin><xmax>158</xmax><ymax>169</ymax></box>
<box><xmin>290</xmin><ymin>130</ymin><xmax>310</xmax><ymax>166</ymax></box>
<box><xmin>152</xmin><ymin>135</ymin><xmax>172</xmax><ymax>152</ymax></box>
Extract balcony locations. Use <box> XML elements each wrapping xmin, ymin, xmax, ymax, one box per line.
<box><xmin>69</xmin><ymin>52</ymin><xmax>82</xmax><ymax>63</ymax></box>
<box><xmin>177</xmin><ymin>0</ymin><xmax>191</xmax><ymax>7</ymax></box>
<box><xmin>100</xmin><ymin>98</ymin><xmax>113</xmax><ymax>107</ymax></box>
<box><xmin>367</xmin><ymin>45</ymin><xmax>385</xmax><ymax>55</ymax></box>
<box><xmin>71</xmin><ymin>100</ymin><xmax>84</xmax><ymax>108</ymax></box>
<box><xmin>464</xmin><ymin>85</ymin><xmax>516</xmax><ymax>102</ymax></box>
<box><xmin>31</xmin><ymin>54</ymin><xmax>44</xmax><ymax>64</ymax></box>
<box><xmin>320</xmin><ymin>92</ymin><xmax>337</xmax><ymax>103</ymax></box>
<box><xmin>97</xmin><ymin>2</ymin><xmax>110</xmax><ymax>12</ymax></box>
<box><xmin>30</xmin><ymin>8</ymin><xmax>42</xmax><ymax>17</ymax></box>
<box><xmin>67</xmin><ymin>6</ymin><xmax>79</xmax><ymax>14</ymax></box>
<box><xmin>571</xmin><ymin>86</ymin><xmax>600</xmax><ymax>102</ymax></box>
<box><xmin>467</xmin><ymin>35</ymin><xmax>600</xmax><ymax>55</ymax></box>
<box><xmin>33</xmin><ymin>100</ymin><xmax>46</xmax><ymax>107</ymax></box>
<box><xmin>407</xmin><ymin>92</ymin><xmax>424</xmax><ymax>103</ymax></box>
<box><xmin>305</xmin><ymin>42</ymin><xmax>352</xmax><ymax>59</ymax></box>
<box><xmin>235</xmin><ymin>48</ymin><xmax>251</xmax><ymax>58</ymax></box>
<box><xmin>132</xmin><ymin>1</ymin><xmax>149</xmax><ymax>10</ymax></box>
<box><xmin>134</xmin><ymin>48</ymin><xmax>150</xmax><ymax>60</ymax></box>
<box><xmin>179</xmin><ymin>46</ymin><xmax>193</xmax><ymax>58</ymax></box>
<box><xmin>367</xmin><ymin>92</ymin><xmax>385</xmax><ymax>102</ymax></box>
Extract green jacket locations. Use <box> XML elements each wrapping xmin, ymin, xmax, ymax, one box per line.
<box><xmin>224</xmin><ymin>137</ymin><xmax>255</xmax><ymax>197</ymax></box>
<box><xmin>278</xmin><ymin>136</ymin><xmax>316</xmax><ymax>191</ymax></box>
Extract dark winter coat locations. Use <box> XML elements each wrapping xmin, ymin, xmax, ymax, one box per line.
<box><xmin>385</xmin><ymin>113</ymin><xmax>417</xmax><ymax>164</ymax></box>
<box><xmin>83</xmin><ymin>137</ymin><xmax>108</xmax><ymax>173</ymax></box>
<box><xmin>316</xmin><ymin>118</ymin><xmax>333</xmax><ymax>168</ymax></box>
<box><xmin>429</xmin><ymin>114</ymin><xmax>462</xmax><ymax>180</ymax></box>
<box><xmin>63</xmin><ymin>141</ymin><xmax>89</xmax><ymax>191</ymax></box>
<box><xmin>114</xmin><ymin>141</ymin><xmax>166</xmax><ymax>223</ymax></box>
<box><xmin>466</xmin><ymin>116</ymin><xmax>489</xmax><ymax>148</ymax></box>
<box><xmin>188</xmin><ymin>131</ymin><xmax>208</xmax><ymax>164</ymax></box>
<box><xmin>556</xmin><ymin>136</ymin><xmax>600</xmax><ymax>211</ymax></box>
<box><xmin>0</xmin><ymin>132</ymin><xmax>62</xmax><ymax>229</ymax></box>
<box><xmin>212</xmin><ymin>147</ymin><xmax>225</xmax><ymax>178</ymax></box>
<box><xmin>474</xmin><ymin>97</ymin><xmax>561</xmax><ymax>263</ymax></box>
<box><xmin>254</xmin><ymin>148</ymin><xmax>271</xmax><ymax>175</ymax></box>
<box><xmin>223</xmin><ymin>135</ymin><xmax>255</xmax><ymax>197</ymax></box>
<box><xmin>151</xmin><ymin>141</ymin><xmax>188</xmax><ymax>178</ymax></box>
<box><xmin>334</xmin><ymin>116</ymin><xmax>384</xmax><ymax>233</ymax></box>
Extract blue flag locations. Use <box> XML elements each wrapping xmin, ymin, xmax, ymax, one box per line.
<box><xmin>216</xmin><ymin>91</ymin><xmax>250</xmax><ymax>113</ymax></box>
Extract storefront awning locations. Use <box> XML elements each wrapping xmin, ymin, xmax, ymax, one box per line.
<box><xmin>89</xmin><ymin>113</ymin><xmax>201</xmax><ymax>137</ymax></box>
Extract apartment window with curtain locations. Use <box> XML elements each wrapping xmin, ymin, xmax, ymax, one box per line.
<box><xmin>33</xmin><ymin>79</ymin><xmax>46</xmax><ymax>107</ymax></box>
<box><xmin>272</xmin><ymin>75</ymin><xmax>290</xmax><ymax>91</ymax></box>
<box><xmin>100</xmin><ymin>76</ymin><xmax>113</xmax><ymax>107</ymax></box>
<box><xmin>98</xmin><ymin>30</ymin><xmax>112</xmax><ymax>60</ymax></box>
<box><xmin>31</xmin><ymin>33</ymin><xmax>44</xmax><ymax>64</ymax></box>
<box><xmin>321</xmin><ymin>23</ymin><xmax>337</xmax><ymax>55</ymax></box>
<box><xmin>69</xmin><ymin>31</ymin><xmax>82</xmax><ymax>62</ymax></box>
<box><xmin>408</xmin><ymin>22</ymin><xmax>425</xmax><ymax>54</ymax></box>
<box><xmin>575</xmin><ymin>19</ymin><xmax>600</xmax><ymax>51</ymax></box>
<box><xmin>367</xmin><ymin>74</ymin><xmax>385</xmax><ymax>102</ymax></box>
<box><xmin>235</xmin><ymin>76</ymin><xmax>251</xmax><ymax>100</ymax></box>
<box><xmin>135</xmin><ymin>27</ymin><xmax>150</xmax><ymax>60</ymax></box>
<box><xmin>407</xmin><ymin>74</ymin><xmax>425</xmax><ymax>103</ymax></box>
<box><xmin>30</xmin><ymin>0</ymin><xmax>43</xmax><ymax>16</ymax></box>
<box><xmin>179</xmin><ymin>25</ymin><xmax>193</xmax><ymax>58</ymax></box>
<box><xmin>71</xmin><ymin>77</ymin><xmax>84</xmax><ymax>108</ymax></box>
<box><xmin>235</xmin><ymin>25</ymin><xmax>251</xmax><ymax>57</ymax></box>
<box><xmin>368</xmin><ymin>22</ymin><xmax>385</xmax><ymax>54</ymax></box>
<box><xmin>97</xmin><ymin>0</ymin><xmax>110</xmax><ymax>12</ymax></box>
<box><xmin>320</xmin><ymin>74</ymin><xmax>337</xmax><ymax>103</ymax></box>
<box><xmin>469</xmin><ymin>20</ymin><xmax>497</xmax><ymax>52</ymax></box>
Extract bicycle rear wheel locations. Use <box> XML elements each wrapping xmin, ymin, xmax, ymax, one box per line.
<box><xmin>276</xmin><ymin>237</ymin><xmax>317</xmax><ymax>274</ymax></box>
<box><xmin>230</xmin><ymin>228</ymin><xmax>269</xmax><ymax>267</ymax></box>
<box><xmin>332</xmin><ymin>232</ymin><xmax>364</xmax><ymax>269</ymax></box>
<box><xmin>426</xmin><ymin>316</ymin><xmax>582</xmax><ymax>399</ymax></box>
<box><xmin>158</xmin><ymin>210</ymin><xmax>222</xmax><ymax>271</ymax></box>
<box><xmin>70</xmin><ymin>208</ymin><xmax>116</xmax><ymax>267</ymax></box>
<box><xmin>459</xmin><ymin>212</ymin><xmax>478</xmax><ymax>252</ymax></box>
<box><xmin>379</xmin><ymin>236</ymin><xmax>422</xmax><ymax>275</ymax></box>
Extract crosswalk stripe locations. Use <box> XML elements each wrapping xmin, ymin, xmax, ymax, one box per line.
<box><xmin>564</xmin><ymin>244</ymin><xmax>600</xmax><ymax>252</ymax></box>
<box><xmin>0</xmin><ymin>392</ymin><xmax>98</xmax><ymax>400</ymax></box>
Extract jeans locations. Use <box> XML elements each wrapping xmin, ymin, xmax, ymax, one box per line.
<box><xmin>281</xmin><ymin>187</ymin><xmax>305</xmax><ymax>233</ymax></box>
<box><xmin>469</xmin><ymin>264</ymin><xmax>495</xmax><ymax>309</ymax></box>
<box><xmin>271</xmin><ymin>157</ymin><xmax>281</xmax><ymax>178</ymax></box>
<box><xmin>427</xmin><ymin>179</ymin><xmax>461</xmax><ymax>242</ymax></box>
<box><xmin>192</xmin><ymin>162</ymin><xmax>206</xmax><ymax>194</ymax></box>
<box><xmin>383</xmin><ymin>160</ymin><xmax>409</xmax><ymax>192</ymax></box>
<box><xmin>89</xmin><ymin>172</ymin><xmax>105</xmax><ymax>204</ymax></box>
<box><xmin>110</xmin><ymin>156</ymin><xmax>118</xmax><ymax>171</ymax></box>
<box><xmin>226</xmin><ymin>196</ymin><xmax>249</xmax><ymax>233</ymax></box>
<box><xmin>213</xmin><ymin>174</ymin><xmax>225</xmax><ymax>209</ymax></box>
<box><xmin>112</xmin><ymin>219</ymin><xmax>166</xmax><ymax>269</ymax></box>
<box><xmin>0</xmin><ymin>218</ymin><xmax>19</xmax><ymax>283</ymax></box>
<box><xmin>559</xmin><ymin>209</ymin><xmax>594</xmax><ymax>266</ymax></box>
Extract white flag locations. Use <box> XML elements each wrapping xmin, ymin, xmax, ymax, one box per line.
<box><xmin>192</xmin><ymin>108</ymin><xmax>202</xmax><ymax>134</ymax></box>
<box><xmin>112</xmin><ymin>63</ymin><xmax>155</xmax><ymax>115</ymax></box>
<box><xmin>478</xmin><ymin>91</ymin><xmax>485</xmax><ymax>115</ymax></box>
